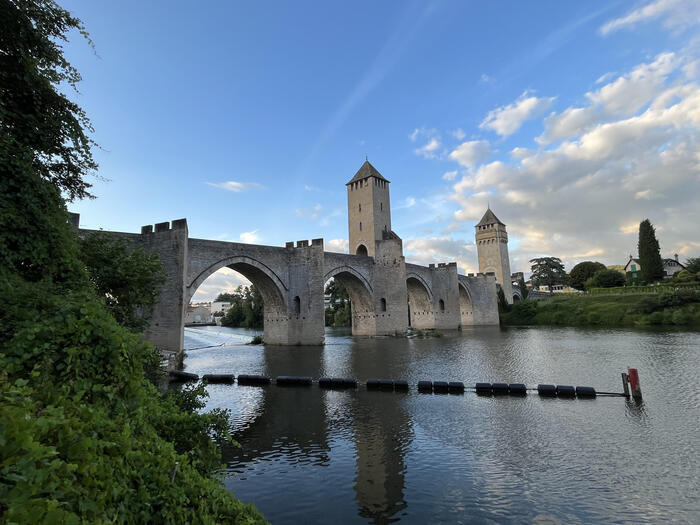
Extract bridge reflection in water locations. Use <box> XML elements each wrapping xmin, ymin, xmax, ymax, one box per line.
<box><xmin>215</xmin><ymin>337</ymin><xmax>412</xmax><ymax>524</ymax></box>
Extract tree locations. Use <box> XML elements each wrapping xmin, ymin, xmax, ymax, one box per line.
<box><xmin>497</xmin><ymin>285</ymin><xmax>511</xmax><ymax>313</ymax></box>
<box><xmin>529</xmin><ymin>257</ymin><xmax>567</xmax><ymax>293</ymax></box>
<box><xmin>685</xmin><ymin>257</ymin><xmax>700</xmax><ymax>274</ymax></box>
<box><xmin>518</xmin><ymin>278</ymin><xmax>529</xmax><ymax>300</ymax></box>
<box><xmin>1</xmin><ymin>0</ymin><xmax>97</xmax><ymax>202</ymax></box>
<box><xmin>586</xmin><ymin>269</ymin><xmax>626</xmax><ymax>289</ymax></box>
<box><xmin>638</xmin><ymin>219</ymin><xmax>664</xmax><ymax>283</ymax></box>
<box><xmin>324</xmin><ymin>279</ymin><xmax>351</xmax><ymax>327</ymax></box>
<box><xmin>79</xmin><ymin>232</ymin><xmax>165</xmax><ymax>332</ymax></box>
<box><xmin>221</xmin><ymin>285</ymin><xmax>264</xmax><ymax>328</ymax></box>
<box><xmin>0</xmin><ymin>3</ymin><xmax>264</xmax><ymax>521</ymax></box>
<box><xmin>569</xmin><ymin>261</ymin><xmax>606</xmax><ymax>291</ymax></box>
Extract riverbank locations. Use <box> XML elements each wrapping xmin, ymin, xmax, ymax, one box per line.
<box><xmin>501</xmin><ymin>289</ymin><xmax>700</xmax><ymax>328</ymax></box>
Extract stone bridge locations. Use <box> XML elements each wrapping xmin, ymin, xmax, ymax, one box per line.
<box><xmin>75</xmin><ymin>215</ymin><xmax>499</xmax><ymax>355</ymax></box>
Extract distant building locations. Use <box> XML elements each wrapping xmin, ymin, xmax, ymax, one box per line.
<box><xmin>185</xmin><ymin>305</ymin><xmax>212</xmax><ymax>325</ymax></box>
<box><xmin>536</xmin><ymin>284</ymin><xmax>578</xmax><ymax>294</ymax></box>
<box><xmin>511</xmin><ymin>272</ymin><xmax>524</xmax><ymax>282</ymax></box>
<box><xmin>662</xmin><ymin>255</ymin><xmax>685</xmax><ymax>277</ymax></box>
<box><xmin>623</xmin><ymin>254</ymin><xmax>685</xmax><ymax>280</ymax></box>
<box><xmin>211</xmin><ymin>301</ymin><xmax>231</xmax><ymax>315</ymax></box>
<box><xmin>476</xmin><ymin>207</ymin><xmax>513</xmax><ymax>303</ymax></box>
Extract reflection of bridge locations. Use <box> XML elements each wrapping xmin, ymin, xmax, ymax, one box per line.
<box><xmin>71</xmin><ymin>161</ymin><xmax>498</xmax><ymax>354</ymax></box>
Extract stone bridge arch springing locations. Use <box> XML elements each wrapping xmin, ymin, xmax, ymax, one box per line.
<box><xmin>459</xmin><ymin>282</ymin><xmax>474</xmax><ymax>327</ymax></box>
<box><xmin>406</xmin><ymin>274</ymin><xmax>434</xmax><ymax>329</ymax></box>
<box><xmin>324</xmin><ymin>266</ymin><xmax>375</xmax><ymax>336</ymax></box>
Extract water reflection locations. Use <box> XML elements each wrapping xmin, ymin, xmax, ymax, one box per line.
<box><xmin>183</xmin><ymin>325</ymin><xmax>700</xmax><ymax>524</ymax></box>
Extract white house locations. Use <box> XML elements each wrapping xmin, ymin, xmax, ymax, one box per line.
<box><xmin>210</xmin><ymin>301</ymin><xmax>231</xmax><ymax>315</ymax></box>
<box><xmin>185</xmin><ymin>305</ymin><xmax>212</xmax><ymax>325</ymax></box>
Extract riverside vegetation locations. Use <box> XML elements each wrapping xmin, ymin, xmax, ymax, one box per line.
<box><xmin>0</xmin><ymin>1</ymin><xmax>265</xmax><ymax>522</ymax></box>
<box><xmin>501</xmin><ymin>288</ymin><xmax>700</xmax><ymax>328</ymax></box>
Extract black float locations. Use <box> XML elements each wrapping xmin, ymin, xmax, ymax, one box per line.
<box><xmin>448</xmin><ymin>381</ymin><xmax>465</xmax><ymax>394</ymax></box>
<box><xmin>509</xmin><ymin>383</ymin><xmax>527</xmax><ymax>395</ymax></box>
<box><xmin>556</xmin><ymin>385</ymin><xmax>576</xmax><ymax>397</ymax></box>
<box><xmin>538</xmin><ymin>384</ymin><xmax>557</xmax><ymax>396</ymax></box>
<box><xmin>202</xmin><ymin>374</ymin><xmax>235</xmax><ymax>384</ymax></box>
<box><xmin>492</xmin><ymin>383</ymin><xmax>509</xmax><ymax>395</ymax></box>
<box><xmin>276</xmin><ymin>376</ymin><xmax>312</xmax><ymax>386</ymax></box>
<box><xmin>319</xmin><ymin>377</ymin><xmax>357</xmax><ymax>389</ymax></box>
<box><xmin>418</xmin><ymin>381</ymin><xmax>433</xmax><ymax>393</ymax></box>
<box><xmin>475</xmin><ymin>382</ymin><xmax>492</xmax><ymax>395</ymax></box>
<box><xmin>237</xmin><ymin>374</ymin><xmax>271</xmax><ymax>386</ymax></box>
<box><xmin>169</xmin><ymin>370</ymin><xmax>199</xmax><ymax>382</ymax></box>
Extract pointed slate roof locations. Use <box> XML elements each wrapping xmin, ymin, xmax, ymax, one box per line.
<box><xmin>476</xmin><ymin>207</ymin><xmax>505</xmax><ymax>227</ymax></box>
<box><xmin>346</xmin><ymin>160</ymin><xmax>390</xmax><ymax>185</ymax></box>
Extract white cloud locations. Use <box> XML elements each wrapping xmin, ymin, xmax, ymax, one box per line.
<box><xmin>442</xmin><ymin>170</ymin><xmax>458</xmax><ymax>181</ymax></box>
<box><xmin>538</xmin><ymin>107</ymin><xmax>598</xmax><ymax>144</ymax></box>
<box><xmin>326</xmin><ymin>238</ymin><xmax>349</xmax><ymax>253</ymax></box>
<box><xmin>452</xmin><ymin>128</ymin><xmax>466</xmax><ymax>140</ymax></box>
<box><xmin>480</xmin><ymin>73</ymin><xmax>494</xmax><ymax>84</ymax></box>
<box><xmin>480</xmin><ymin>92</ymin><xmax>555</xmax><ymax>137</ymax></box>
<box><xmin>448</xmin><ymin>140</ymin><xmax>491</xmax><ymax>168</ymax></box>
<box><xmin>206</xmin><ymin>181</ymin><xmax>266</xmax><ymax>192</ymax></box>
<box><xmin>600</xmin><ymin>0</ymin><xmax>700</xmax><ymax>35</ymax></box>
<box><xmin>404</xmin><ymin>236</ymin><xmax>477</xmax><ymax>274</ymax></box>
<box><xmin>414</xmin><ymin>137</ymin><xmax>441</xmax><ymax>159</ymax></box>
<box><xmin>239</xmin><ymin>230</ymin><xmax>260</xmax><ymax>243</ymax></box>
<box><xmin>304</xmin><ymin>184</ymin><xmax>320</xmax><ymax>192</ymax></box>
<box><xmin>191</xmin><ymin>267</ymin><xmax>251</xmax><ymax>302</ymax></box>
<box><xmin>396</xmin><ymin>196</ymin><xmax>417</xmax><ymax>209</ymax></box>
<box><xmin>446</xmin><ymin>53</ymin><xmax>700</xmax><ymax>270</ymax></box>
<box><xmin>538</xmin><ymin>53</ymin><xmax>682</xmax><ymax>144</ymax></box>
<box><xmin>586</xmin><ymin>52</ymin><xmax>680</xmax><ymax>115</ymax></box>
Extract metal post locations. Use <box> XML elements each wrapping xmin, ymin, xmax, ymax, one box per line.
<box><xmin>627</xmin><ymin>368</ymin><xmax>642</xmax><ymax>399</ymax></box>
<box><xmin>621</xmin><ymin>372</ymin><xmax>630</xmax><ymax>398</ymax></box>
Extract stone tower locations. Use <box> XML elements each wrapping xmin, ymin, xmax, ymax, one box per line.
<box><xmin>475</xmin><ymin>208</ymin><xmax>513</xmax><ymax>303</ymax></box>
<box><xmin>346</xmin><ymin>160</ymin><xmax>392</xmax><ymax>257</ymax></box>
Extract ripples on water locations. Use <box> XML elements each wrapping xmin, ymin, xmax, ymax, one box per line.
<box><xmin>182</xmin><ymin>326</ymin><xmax>700</xmax><ymax>524</ymax></box>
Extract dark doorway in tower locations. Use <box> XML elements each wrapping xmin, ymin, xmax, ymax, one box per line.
<box><xmin>356</xmin><ymin>244</ymin><xmax>368</xmax><ymax>256</ymax></box>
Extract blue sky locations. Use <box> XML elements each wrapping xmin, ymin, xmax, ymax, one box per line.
<box><xmin>62</xmin><ymin>0</ymin><xmax>700</xmax><ymax>300</ymax></box>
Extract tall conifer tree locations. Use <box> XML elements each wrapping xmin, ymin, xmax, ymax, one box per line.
<box><xmin>638</xmin><ymin>219</ymin><xmax>664</xmax><ymax>283</ymax></box>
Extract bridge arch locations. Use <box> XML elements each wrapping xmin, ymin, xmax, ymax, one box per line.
<box><xmin>458</xmin><ymin>281</ymin><xmax>474</xmax><ymax>327</ymax></box>
<box><xmin>406</xmin><ymin>275</ymin><xmax>433</xmax><ymax>329</ymax></box>
<box><xmin>325</xmin><ymin>265</ymin><xmax>374</xmax><ymax>335</ymax></box>
<box><xmin>186</xmin><ymin>256</ymin><xmax>288</xmax><ymax>340</ymax></box>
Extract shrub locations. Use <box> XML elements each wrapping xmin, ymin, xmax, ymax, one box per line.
<box><xmin>588</xmin><ymin>269</ymin><xmax>626</xmax><ymax>289</ymax></box>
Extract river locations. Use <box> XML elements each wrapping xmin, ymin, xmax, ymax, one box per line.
<box><xmin>182</xmin><ymin>325</ymin><xmax>700</xmax><ymax>524</ymax></box>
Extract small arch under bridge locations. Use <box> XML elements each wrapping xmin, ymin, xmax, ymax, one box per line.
<box><xmin>76</xmin><ymin>217</ymin><xmax>499</xmax><ymax>356</ymax></box>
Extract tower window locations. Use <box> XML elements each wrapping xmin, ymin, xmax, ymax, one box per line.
<box><xmin>359</xmin><ymin>222</ymin><xmax>362</xmax><ymax>231</ymax></box>
<box><xmin>439</xmin><ymin>299</ymin><xmax>445</xmax><ymax>312</ymax></box>
<box><xmin>359</xmin><ymin>203</ymin><xmax>361</xmax><ymax>212</ymax></box>
<box><xmin>380</xmin><ymin>202</ymin><xmax>383</xmax><ymax>211</ymax></box>
<box><xmin>294</xmin><ymin>296</ymin><xmax>301</xmax><ymax>315</ymax></box>
<box><xmin>381</xmin><ymin>298</ymin><xmax>387</xmax><ymax>312</ymax></box>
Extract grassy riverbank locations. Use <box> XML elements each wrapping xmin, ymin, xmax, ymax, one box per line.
<box><xmin>501</xmin><ymin>289</ymin><xmax>700</xmax><ymax>328</ymax></box>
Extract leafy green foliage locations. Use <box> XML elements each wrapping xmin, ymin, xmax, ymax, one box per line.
<box><xmin>684</xmin><ymin>257</ymin><xmax>700</xmax><ymax>274</ymax></box>
<box><xmin>518</xmin><ymin>278</ymin><xmax>529</xmax><ymax>300</ymax></box>
<box><xmin>0</xmin><ymin>1</ymin><xmax>265</xmax><ymax>522</ymax></box>
<box><xmin>585</xmin><ymin>269</ymin><xmax>626</xmax><ymax>289</ymax></box>
<box><xmin>220</xmin><ymin>285</ymin><xmax>264</xmax><ymax>328</ymax></box>
<box><xmin>529</xmin><ymin>257</ymin><xmax>567</xmax><ymax>292</ymax></box>
<box><xmin>324</xmin><ymin>279</ymin><xmax>351</xmax><ymax>327</ymax></box>
<box><xmin>500</xmin><ymin>290</ymin><xmax>700</xmax><ymax>328</ymax></box>
<box><xmin>0</xmin><ymin>0</ymin><xmax>97</xmax><ymax>201</ymax></box>
<box><xmin>569</xmin><ymin>261</ymin><xmax>606</xmax><ymax>291</ymax></box>
<box><xmin>497</xmin><ymin>285</ymin><xmax>511</xmax><ymax>314</ymax></box>
<box><xmin>79</xmin><ymin>232</ymin><xmax>166</xmax><ymax>332</ymax></box>
<box><xmin>638</xmin><ymin>219</ymin><xmax>664</xmax><ymax>283</ymax></box>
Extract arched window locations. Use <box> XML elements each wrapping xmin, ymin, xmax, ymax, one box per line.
<box><xmin>380</xmin><ymin>298</ymin><xmax>387</xmax><ymax>311</ymax></box>
<box><xmin>439</xmin><ymin>299</ymin><xmax>445</xmax><ymax>311</ymax></box>
<box><xmin>294</xmin><ymin>296</ymin><xmax>301</xmax><ymax>315</ymax></box>
<box><xmin>356</xmin><ymin>244</ymin><xmax>368</xmax><ymax>256</ymax></box>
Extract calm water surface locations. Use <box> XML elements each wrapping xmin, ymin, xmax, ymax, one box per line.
<box><xmin>183</xmin><ymin>325</ymin><xmax>700</xmax><ymax>524</ymax></box>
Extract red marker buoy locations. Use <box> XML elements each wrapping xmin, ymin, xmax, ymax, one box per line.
<box><xmin>627</xmin><ymin>367</ymin><xmax>642</xmax><ymax>399</ymax></box>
